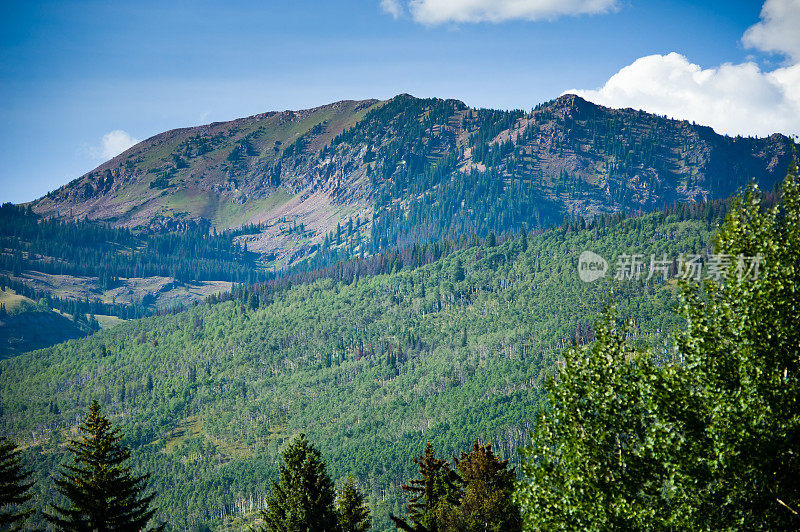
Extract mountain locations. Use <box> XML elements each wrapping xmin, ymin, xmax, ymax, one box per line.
<box><xmin>3</xmin><ymin>93</ymin><xmax>796</xmax><ymax>358</ymax></box>
<box><xmin>0</xmin><ymin>204</ymin><xmax>726</xmax><ymax>529</ymax></box>
<box><xmin>32</xmin><ymin>94</ymin><xmax>797</xmax><ymax>269</ymax></box>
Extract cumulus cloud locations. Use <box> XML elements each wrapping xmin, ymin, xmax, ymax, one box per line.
<box><xmin>90</xmin><ymin>130</ymin><xmax>139</xmax><ymax>160</ymax></box>
<box><xmin>381</xmin><ymin>0</ymin><xmax>618</xmax><ymax>24</ymax></box>
<box><xmin>743</xmin><ymin>0</ymin><xmax>800</xmax><ymax>61</ymax></box>
<box><xmin>566</xmin><ymin>53</ymin><xmax>800</xmax><ymax>138</ymax></box>
<box><xmin>566</xmin><ymin>1</ymin><xmax>800</xmax><ymax>139</ymax></box>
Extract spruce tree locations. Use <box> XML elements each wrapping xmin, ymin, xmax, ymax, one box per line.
<box><xmin>390</xmin><ymin>443</ymin><xmax>459</xmax><ymax>531</ymax></box>
<box><xmin>259</xmin><ymin>433</ymin><xmax>338</xmax><ymax>532</ymax></box>
<box><xmin>448</xmin><ymin>442</ymin><xmax>521</xmax><ymax>532</ymax></box>
<box><xmin>44</xmin><ymin>400</ymin><xmax>163</xmax><ymax>531</ymax></box>
<box><xmin>336</xmin><ymin>476</ymin><xmax>371</xmax><ymax>532</ymax></box>
<box><xmin>451</xmin><ymin>259</ymin><xmax>464</xmax><ymax>283</ymax></box>
<box><xmin>0</xmin><ymin>437</ymin><xmax>35</xmax><ymax>531</ymax></box>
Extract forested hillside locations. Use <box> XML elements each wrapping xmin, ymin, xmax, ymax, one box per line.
<box><xmin>0</xmin><ymin>292</ymin><xmax>87</xmax><ymax>359</ymax></box>
<box><xmin>0</xmin><ymin>202</ymin><xmax>265</xmax><ymax>330</ymax></box>
<box><xmin>0</xmin><ymin>204</ymin><xmax>724</xmax><ymax>529</ymax></box>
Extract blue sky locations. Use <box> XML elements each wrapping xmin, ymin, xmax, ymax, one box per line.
<box><xmin>1</xmin><ymin>0</ymin><xmax>797</xmax><ymax>204</ymax></box>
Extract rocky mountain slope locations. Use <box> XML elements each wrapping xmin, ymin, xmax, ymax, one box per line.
<box><xmin>32</xmin><ymin>94</ymin><xmax>798</xmax><ymax>267</ymax></box>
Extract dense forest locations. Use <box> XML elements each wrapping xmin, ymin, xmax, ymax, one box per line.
<box><xmin>2</xmin><ymin>162</ymin><xmax>798</xmax><ymax>530</ymax></box>
<box><xmin>0</xmin><ymin>203</ymin><xmax>265</xmax><ymax>285</ymax></box>
<box><xmin>0</xmin><ymin>200</ymin><xmax>725</xmax><ymax>529</ymax></box>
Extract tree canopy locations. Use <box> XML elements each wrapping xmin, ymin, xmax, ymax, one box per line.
<box><xmin>0</xmin><ymin>436</ymin><xmax>35</xmax><ymax>531</ymax></box>
<box><xmin>259</xmin><ymin>433</ymin><xmax>338</xmax><ymax>532</ymax></box>
<box><xmin>516</xmin><ymin>159</ymin><xmax>800</xmax><ymax>530</ymax></box>
<box><xmin>44</xmin><ymin>400</ymin><xmax>163</xmax><ymax>531</ymax></box>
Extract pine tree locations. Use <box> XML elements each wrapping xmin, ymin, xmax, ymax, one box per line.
<box><xmin>391</xmin><ymin>443</ymin><xmax>459</xmax><ymax>531</ymax></box>
<box><xmin>451</xmin><ymin>259</ymin><xmax>464</xmax><ymax>283</ymax></box>
<box><xmin>336</xmin><ymin>476</ymin><xmax>371</xmax><ymax>532</ymax></box>
<box><xmin>448</xmin><ymin>442</ymin><xmax>520</xmax><ymax>532</ymax></box>
<box><xmin>0</xmin><ymin>437</ymin><xmax>35</xmax><ymax>531</ymax></box>
<box><xmin>44</xmin><ymin>400</ymin><xmax>163</xmax><ymax>531</ymax></box>
<box><xmin>259</xmin><ymin>433</ymin><xmax>338</xmax><ymax>532</ymax></box>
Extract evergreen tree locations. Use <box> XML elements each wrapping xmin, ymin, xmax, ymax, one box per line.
<box><xmin>447</xmin><ymin>442</ymin><xmax>520</xmax><ymax>532</ymax></box>
<box><xmin>259</xmin><ymin>433</ymin><xmax>338</xmax><ymax>532</ymax></box>
<box><xmin>451</xmin><ymin>259</ymin><xmax>464</xmax><ymax>283</ymax></box>
<box><xmin>44</xmin><ymin>400</ymin><xmax>163</xmax><ymax>531</ymax></box>
<box><xmin>391</xmin><ymin>443</ymin><xmax>459</xmax><ymax>531</ymax></box>
<box><xmin>0</xmin><ymin>437</ymin><xmax>35</xmax><ymax>531</ymax></box>
<box><xmin>336</xmin><ymin>476</ymin><xmax>371</xmax><ymax>532</ymax></box>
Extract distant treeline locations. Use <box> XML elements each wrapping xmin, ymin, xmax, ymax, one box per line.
<box><xmin>0</xmin><ymin>203</ymin><xmax>266</xmax><ymax>286</ymax></box>
<box><xmin>1</xmin><ymin>192</ymin><xmax>742</xmax><ymax>323</ymax></box>
<box><xmin>0</xmin><ymin>274</ymin><xmax>165</xmax><ymax>321</ymax></box>
<box><xmin>212</xmin><ymin>194</ymin><xmax>734</xmax><ymax>310</ymax></box>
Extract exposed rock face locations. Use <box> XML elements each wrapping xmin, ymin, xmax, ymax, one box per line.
<box><xmin>32</xmin><ymin>94</ymin><xmax>798</xmax><ymax>266</ymax></box>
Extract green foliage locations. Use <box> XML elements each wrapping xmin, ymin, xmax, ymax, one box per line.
<box><xmin>0</xmin><ymin>206</ymin><xmax>721</xmax><ymax>529</ymax></box>
<box><xmin>393</xmin><ymin>441</ymin><xmax>520</xmax><ymax>532</ymax></box>
<box><xmin>336</xmin><ymin>476</ymin><xmax>371</xmax><ymax>532</ymax></box>
<box><xmin>258</xmin><ymin>433</ymin><xmax>338</xmax><ymax>532</ymax></box>
<box><xmin>0</xmin><ymin>437</ymin><xmax>35</xmax><ymax>531</ymax></box>
<box><xmin>447</xmin><ymin>442</ymin><xmax>521</xmax><ymax>532</ymax></box>
<box><xmin>515</xmin><ymin>313</ymin><xmax>702</xmax><ymax>530</ymax></box>
<box><xmin>44</xmin><ymin>400</ymin><xmax>163</xmax><ymax>531</ymax></box>
<box><xmin>451</xmin><ymin>258</ymin><xmax>464</xmax><ymax>283</ymax></box>
<box><xmin>391</xmin><ymin>443</ymin><xmax>459</xmax><ymax>531</ymax></box>
<box><xmin>516</xmin><ymin>160</ymin><xmax>800</xmax><ymax>530</ymax></box>
<box><xmin>676</xmin><ymin>158</ymin><xmax>800</xmax><ymax>528</ymax></box>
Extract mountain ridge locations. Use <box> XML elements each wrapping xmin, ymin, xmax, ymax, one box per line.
<box><xmin>30</xmin><ymin>93</ymin><xmax>798</xmax><ymax>268</ymax></box>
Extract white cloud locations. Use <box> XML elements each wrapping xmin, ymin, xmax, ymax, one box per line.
<box><xmin>743</xmin><ymin>0</ymin><xmax>800</xmax><ymax>61</ymax></box>
<box><xmin>382</xmin><ymin>0</ymin><xmax>618</xmax><ymax>24</ymax></box>
<box><xmin>565</xmin><ymin>1</ymin><xmax>800</xmax><ymax>138</ymax></box>
<box><xmin>90</xmin><ymin>130</ymin><xmax>139</xmax><ymax>161</ymax></box>
<box><xmin>566</xmin><ymin>53</ymin><xmax>800</xmax><ymax>138</ymax></box>
<box><xmin>381</xmin><ymin>0</ymin><xmax>403</xmax><ymax>18</ymax></box>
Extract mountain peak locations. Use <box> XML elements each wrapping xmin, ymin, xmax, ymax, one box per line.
<box><xmin>29</xmin><ymin>94</ymin><xmax>798</xmax><ymax>270</ymax></box>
